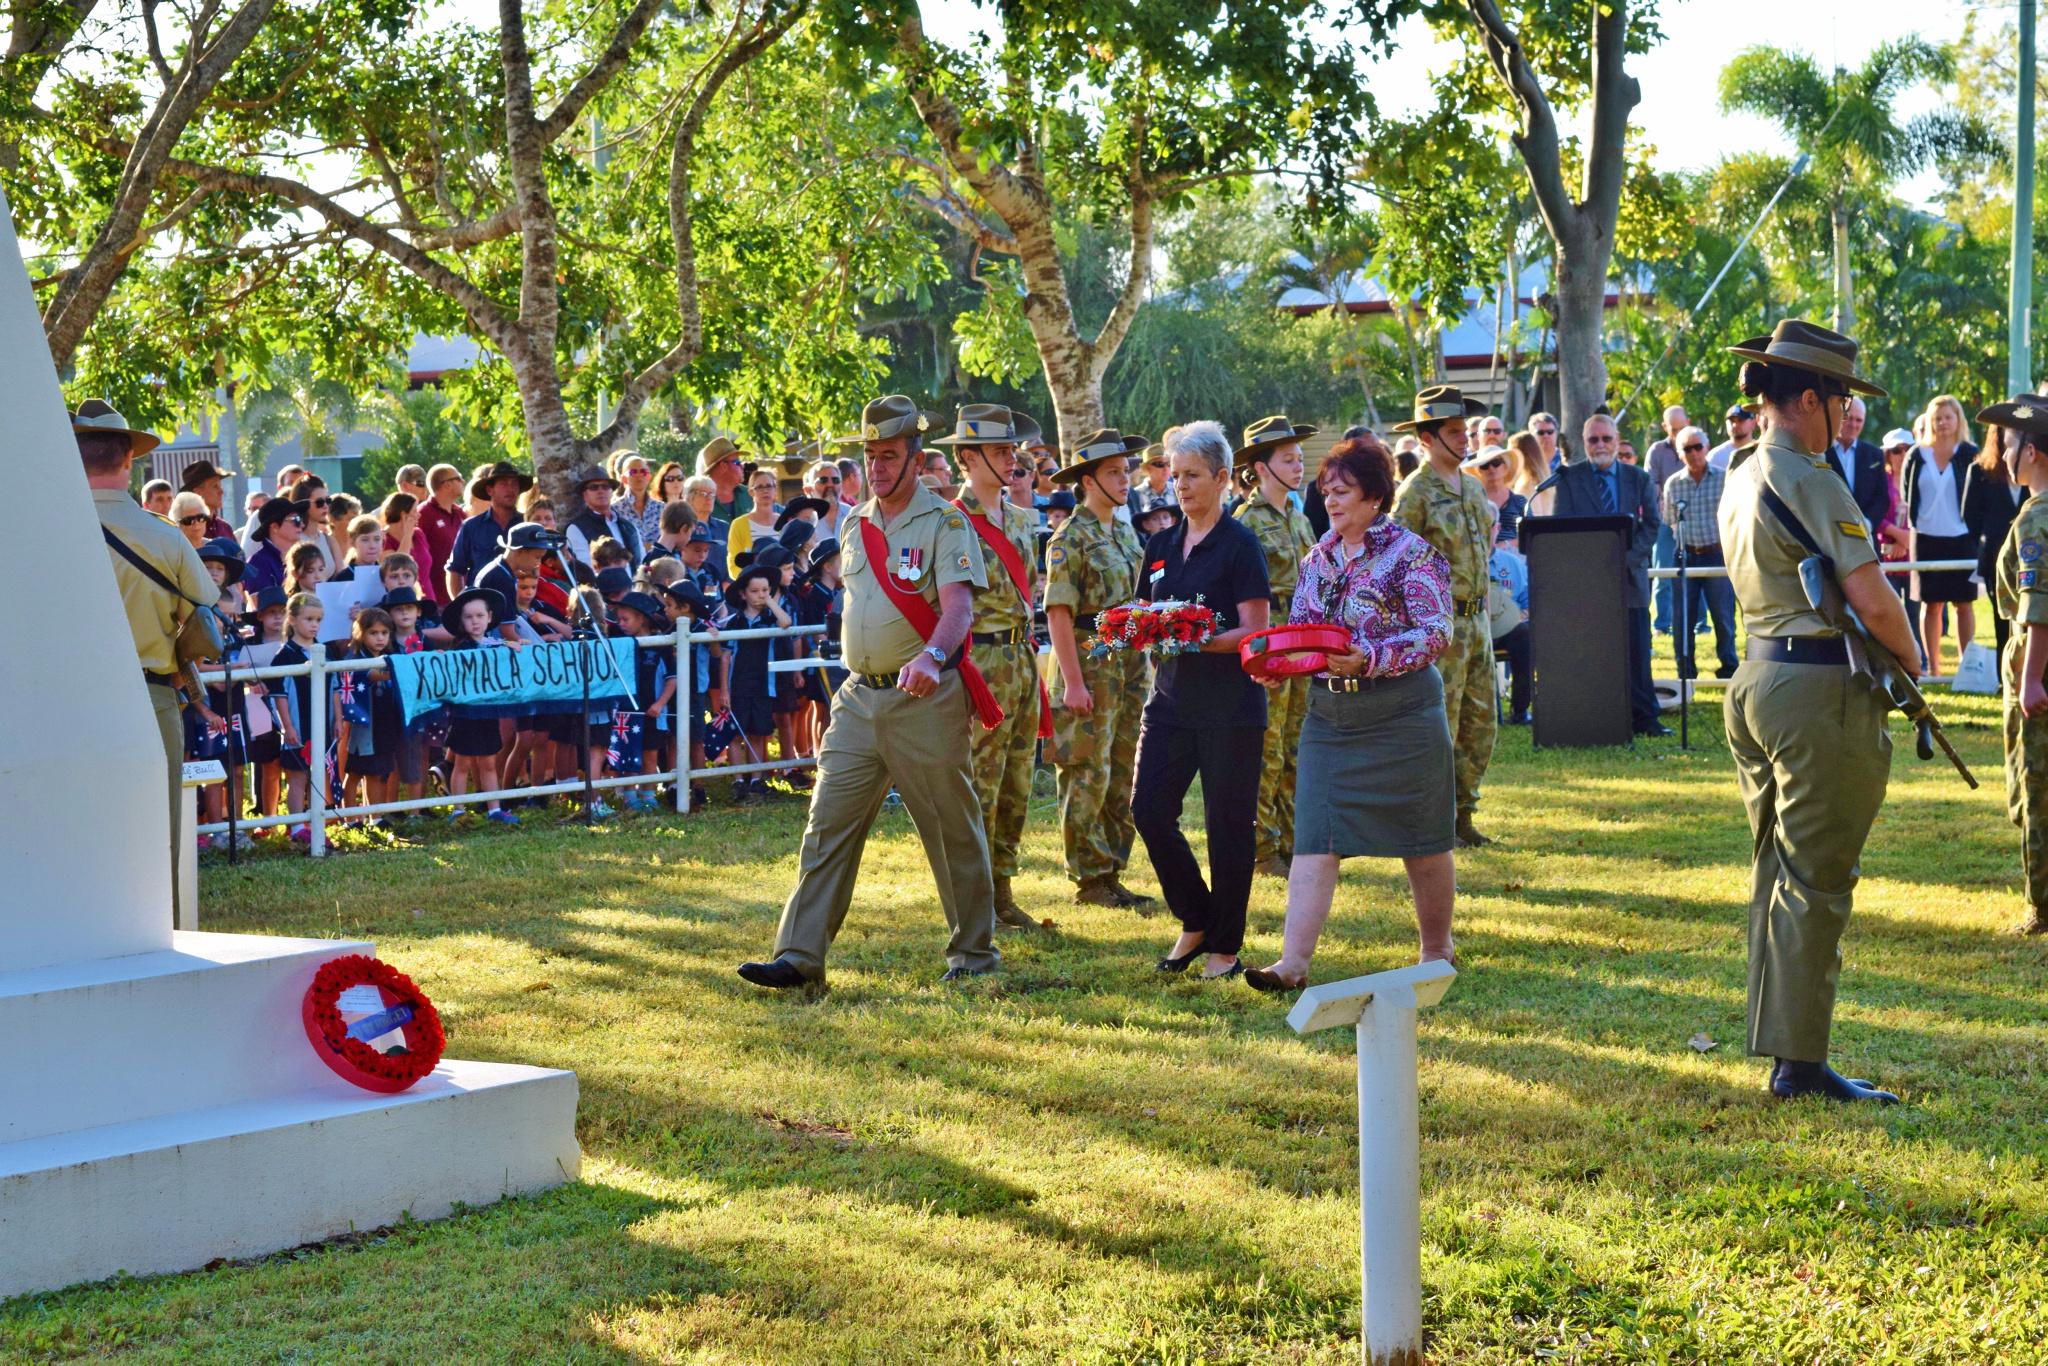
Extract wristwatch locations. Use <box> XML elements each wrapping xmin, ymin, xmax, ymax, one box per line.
<box><xmin>923</xmin><ymin>645</ymin><xmax>947</xmax><ymax>667</ymax></box>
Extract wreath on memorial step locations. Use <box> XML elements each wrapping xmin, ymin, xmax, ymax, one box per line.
<box><xmin>302</xmin><ymin>954</ymin><xmax>446</xmax><ymax>1093</ymax></box>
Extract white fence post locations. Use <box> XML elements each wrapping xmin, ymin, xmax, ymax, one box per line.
<box><xmin>307</xmin><ymin>648</ymin><xmax>328</xmax><ymax>858</ymax></box>
<box><xmin>1287</xmin><ymin>960</ymin><xmax>1457</xmax><ymax>1366</ymax></box>
<box><xmin>673</xmin><ymin>624</ymin><xmax>693</xmax><ymax>813</ymax></box>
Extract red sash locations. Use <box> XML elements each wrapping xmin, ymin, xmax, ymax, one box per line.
<box><xmin>857</xmin><ymin>516</ymin><xmax>1004</xmax><ymax>731</ymax></box>
<box><xmin>954</xmin><ymin>499</ymin><xmax>1054</xmax><ymax>739</ymax></box>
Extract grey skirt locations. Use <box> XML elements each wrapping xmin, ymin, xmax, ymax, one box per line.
<box><xmin>1293</xmin><ymin>665</ymin><xmax>1456</xmax><ymax>859</ymax></box>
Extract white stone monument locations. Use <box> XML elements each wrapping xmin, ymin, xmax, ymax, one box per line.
<box><xmin>1288</xmin><ymin>960</ymin><xmax>1456</xmax><ymax>1366</ymax></box>
<box><xmin>0</xmin><ymin>187</ymin><xmax>579</xmax><ymax>1299</ymax></box>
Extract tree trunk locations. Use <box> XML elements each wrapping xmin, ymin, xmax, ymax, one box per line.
<box><xmin>1831</xmin><ymin>196</ymin><xmax>1855</xmax><ymax>334</ymax></box>
<box><xmin>1552</xmin><ymin>224</ymin><xmax>1610</xmax><ymax>458</ymax></box>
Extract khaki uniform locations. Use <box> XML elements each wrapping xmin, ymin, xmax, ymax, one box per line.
<box><xmin>1719</xmin><ymin>429</ymin><xmax>1891</xmax><ymax>1061</ymax></box>
<box><xmin>95</xmin><ymin>488</ymin><xmax>218</xmax><ymax>930</ymax></box>
<box><xmin>1044</xmin><ymin>507</ymin><xmax>1145</xmax><ymax>883</ymax></box>
<box><xmin>1392</xmin><ymin>462</ymin><xmax>1497</xmax><ymax>817</ymax></box>
<box><xmin>1236</xmin><ymin>492</ymin><xmax>1317</xmax><ymax>862</ymax></box>
<box><xmin>957</xmin><ymin>488</ymin><xmax>1041</xmax><ymax>880</ymax></box>
<box><xmin>1995</xmin><ymin>494</ymin><xmax>2048</xmax><ymax>922</ymax></box>
<box><xmin>770</xmin><ymin>480</ymin><xmax>996</xmax><ymax>978</ymax></box>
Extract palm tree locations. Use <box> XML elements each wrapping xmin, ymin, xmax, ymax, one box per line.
<box><xmin>236</xmin><ymin>353</ymin><xmax>377</xmax><ymax>484</ymax></box>
<box><xmin>1719</xmin><ymin>37</ymin><xmax>1997</xmax><ymax>333</ymax></box>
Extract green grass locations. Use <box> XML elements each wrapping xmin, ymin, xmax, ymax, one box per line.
<box><xmin>6</xmin><ymin>663</ymin><xmax>2048</xmax><ymax>1362</ymax></box>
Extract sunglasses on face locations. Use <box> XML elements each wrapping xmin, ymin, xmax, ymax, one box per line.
<box><xmin>308</xmin><ymin>496</ymin><xmax>329</xmax><ymax>507</ymax></box>
<box><xmin>1682</xmin><ymin>443</ymin><xmax>1705</xmax><ymax>453</ymax></box>
<box><xmin>814</xmin><ymin>475</ymin><xmax>841</xmax><ymax>485</ymax></box>
<box><xmin>1535</xmin><ymin>427</ymin><xmax>1557</xmax><ymax>437</ymax></box>
<box><xmin>1584</xmin><ymin>435</ymin><xmax>1617</xmax><ymax>445</ymax></box>
<box><xmin>1475</xmin><ymin>459</ymin><xmax>1505</xmax><ymax>472</ymax></box>
<box><xmin>178</xmin><ymin>514</ymin><xmax>209</xmax><ymax>526</ymax></box>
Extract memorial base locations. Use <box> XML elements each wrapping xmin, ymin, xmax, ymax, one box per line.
<box><xmin>0</xmin><ymin>933</ymin><xmax>579</xmax><ymax>1300</ymax></box>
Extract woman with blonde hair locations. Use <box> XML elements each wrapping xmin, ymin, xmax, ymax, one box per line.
<box><xmin>1900</xmin><ymin>393</ymin><xmax>1981</xmax><ymax>671</ymax></box>
<box><xmin>1507</xmin><ymin>430</ymin><xmax>1547</xmax><ymax>499</ymax></box>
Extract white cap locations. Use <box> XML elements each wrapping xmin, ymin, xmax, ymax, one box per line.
<box><xmin>1880</xmin><ymin>428</ymin><xmax>1915</xmax><ymax>450</ymax></box>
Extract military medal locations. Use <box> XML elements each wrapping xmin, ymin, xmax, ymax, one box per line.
<box><xmin>896</xmin><ymin>546</ymin><xmax>923</xmax><ymax>582</ymax></box>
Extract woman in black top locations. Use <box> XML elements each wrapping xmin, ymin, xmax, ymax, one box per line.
<box><xmin>1131</xmin><ymin>420</ymin><xmax>1272</xmax><ymax>980</ymax></box>
<box><xmin>1899</xmin><ymin>394</ymin><xmax>1981</xmax><ymax>669</ymax></box>
<box><xmin>1963</xmin><ymin>425</ymin><xmax>2024</xmax><ymax>656</ymax></box>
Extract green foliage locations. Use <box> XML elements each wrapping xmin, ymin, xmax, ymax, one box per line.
<box><xmin>355</xmin><ymin>388</ymin><xmax>510</xmax><ymax>504</ymax></box>
<box><xmin>951</xmin><ymin>260</ymin><xmax>1040</xmax><ymax>388</ymax></box>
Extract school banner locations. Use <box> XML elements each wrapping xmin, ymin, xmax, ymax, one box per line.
<box><xmin>387</xmin><ymin>639</ymin><xmax>639</xmax><ymax>723</ymax></box>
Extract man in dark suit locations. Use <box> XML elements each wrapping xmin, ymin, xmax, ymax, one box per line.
<box><xmin>1550</xmin><ymin>413</ymin><xmax>1670</xmax><ymax>736</ymax></box>
<box><xmin>1826</xmin><ymin>396</ymin><xmax>1889</xmax><ymax>529</ymax></box>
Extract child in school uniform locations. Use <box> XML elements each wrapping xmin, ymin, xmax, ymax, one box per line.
<box><xmin>345</xmin><ymin>515</ymin><xmax>386</xmax><ymax>580</ymax></box>
<box><xmin>239</xmin><ymin>586</ymin><xmax>291</xmax><ymax>830</ymax></box>
<box><xmin>271</xmin><ymin>593</ymin><xmax>332</xmax><ymax>844</ymax></box>
<box><xmin>662</xmin><ymin>581</ymin><xmax>722</xmax><ymax>810</ymax></box>
<box><xmin>442</xmin><ymin>586</ymin><xmax>520</xmax><ymax>826</ymax></box>
<box><xmin>338</xmin><ymin>607</ymin><xmax>403</xmax><ymax>813</ymax></box>
<box><xmin>376</xmin><ymin>587</ymin><xmax>431</xmax><ymax>807</ymax></box>
<box><xmin>608</xmin><ymin>590</ymin><xmax>670</xmax><ymax>812</ymax></box>
<box><xmin>720</xmin><ymin>566</ymin><xmax>787</xmax><ymax>805</ymax></box>
<box><xmin>285</xmin><ymin>540</ymin><xmax>329</xmax><ymax>598</ymax></box>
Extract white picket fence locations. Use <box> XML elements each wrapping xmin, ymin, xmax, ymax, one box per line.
<box><xmin>191</xmin><ymin>621</ymin><xmax>829</xmax><ymax>857</ymax></box>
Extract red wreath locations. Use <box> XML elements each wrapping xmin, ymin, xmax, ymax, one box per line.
<box><xmin>302</xmin><ymin>954</ymin><xmax>446</xmax><ymax>1093</ymax></box>
<box><xmin>1090</xmin><ymin>600</ymin><xmax>1217</xmax><ymax>657</ymax></box>
<box><xmin>1240</xmin><ymin>623</ymin><xmax>1353</xmax><ymax>679</ymax></box>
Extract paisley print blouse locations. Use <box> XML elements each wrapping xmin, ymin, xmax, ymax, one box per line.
<box><xmin>1287</xmin><ymin>518</ymin><xmax>1453</xmax><ymax>678</ymax></box>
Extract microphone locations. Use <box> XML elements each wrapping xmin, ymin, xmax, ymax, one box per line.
<box><xmin>1532</xmin><ymin>470</ymin><xmax>1563</xmax><ymax>496</ymax></box>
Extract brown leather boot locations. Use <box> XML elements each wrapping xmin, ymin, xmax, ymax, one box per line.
<box><xmin>1455</xmin><ymin>813</ymin><xmax>1491</xmax><ymax>848</ymax></box>
<box><xmin>1074</xmin><ymin>874</ymin><xmax>1123</xmax><ymax>907</ymax></box>
<box><xmin>993</xmin><ymin>875</ymin><xmax>1039</xmax><ymax>929</ymax></box>
<box><xmin>1109</xmin><ymin>876</ymin><xmax>1158</xmax><ymax>913</ymax></box>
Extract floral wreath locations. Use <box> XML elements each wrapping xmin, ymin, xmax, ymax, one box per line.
<box><xmin>1239</xmin><ymin>623</ymin><xmax>1352</xmax><ymax>679</ymax></box>
<box><xmin>302</xmin><ymin>954</ymin><xmax>446</xmax><ymax>1093</ymax></box>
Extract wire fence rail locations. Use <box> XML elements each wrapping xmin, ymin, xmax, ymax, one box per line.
<box><xmin>192</xmin><ymin>621</ymin><xmax>828</xmax><ymax>858</ymax></box>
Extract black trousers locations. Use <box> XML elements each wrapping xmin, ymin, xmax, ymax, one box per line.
<box><xmin>1497</xmin><ymin>623</ymin><xmax>1530</xmax><ymax>717</ymax></box>
<box><xmin>1627</xmin><ymin>606</ymin><xmax>1658</xmax><ymax>730</ymax></box>
<box><xmin>1131</xmin><ymin>721</ymin><xmax>1261</xmax><ymax>956</ymax></box>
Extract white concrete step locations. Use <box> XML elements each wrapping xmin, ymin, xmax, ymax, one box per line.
<box><xmin>0</xmin><ymin>1057</ymin><xmax>580</xmax><ymax>1299</ymax></box>
<box><xmin>0</xmin><ymin>931</ymin><xmax>373</xmax><ymax>1144</ymax></box>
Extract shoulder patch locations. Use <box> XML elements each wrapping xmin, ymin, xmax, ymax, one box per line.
<box><xmin>2022</xmin><ymin>569</ymin><xmax>2038</xmax><ymax>589</ymax></box>
<box><xmin>944</xmin><ymin>513</ymin><xmax>966</xmax><ymax>530</ymax></box>
<box><xmin>1836</xmin><ymin>520</ymin><xmax>1869</xmax><ymax>540</ymax></box>
<box><xmin>1047</xmin><ymin>546</ymin><xmax>1066</xmax><ymax>568</ymax></box>
<box><xmin>2022</xmin><ymin>539</ymin><xmax>2041</xmax><ymax>563</ymax></box>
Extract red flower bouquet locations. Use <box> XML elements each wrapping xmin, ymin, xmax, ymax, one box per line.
<box><xmin>1090</xmin><ymin>599</ymin><xmax>1218</xmax><ymax>659</ymax></box>
<box><xmin>301</xmin><ymin>954</ymin><xmax>447</xmax><ymax>1093</ymax></box>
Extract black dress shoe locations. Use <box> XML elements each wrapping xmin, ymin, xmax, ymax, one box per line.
<box><xmin>737</xmin><ymin>958</ymin><xmax>814</xmax><ymax>990</ymax></box>
<box><xmin>1769</xmin><ymin>1058</ymin><xmax>1898</xmax><ymax>1105</ymax></box>
<box><xmin>1157</xmin><ymin>937</ymin><xmax>1207</xmax><ymax>973</ymax></box>
<box><xmin>1201</xmin><ymin>959</ymin><xmax>1244</xmax><ymax>979</ymax></box>
<box><xmin>1637</xmin><ymin>721</ymin><xmax>1675</xmax><ymax>738</ymax></box>
<box><xmin>940</xmin><ymin>965</ymin><xmax>995</xmax><ymax>983</ymax></box>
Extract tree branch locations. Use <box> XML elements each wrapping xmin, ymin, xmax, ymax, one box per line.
<box><xmin>1464</xmin><ymin>0</ymin><xmax>1573</xmax><ymax>236</ymax></box>
<box><xmin>1581</xmin><ymin>0</ymin><xmax>1641</xmax><ymax>222</ymax></box>
<box><xmin>534</xmin><ymin>0</ymin><xmax>667</xmax><ymax>146</ymax></box>
<box><xmin>1087</xmin><ymin>102</ymin><xmax>1154</xmax><ymax>378</ymax></box>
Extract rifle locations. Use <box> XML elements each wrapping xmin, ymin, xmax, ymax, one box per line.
<box><xmin>1797</xmin><ymin>557</ymin><xmax>1977</xmax><ymax>788</ymax></box>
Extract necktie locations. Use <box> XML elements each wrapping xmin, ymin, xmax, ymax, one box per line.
<box><xmin>1596</xmin><ymin>469</ymin><xmax>1616</xmax><ymax>515</ymax></box>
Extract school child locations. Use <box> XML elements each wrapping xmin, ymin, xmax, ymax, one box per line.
<box><xmin>442</xmin><ymin>586</ymin><xmax>520</xmax><ymax>825</ymax></box>
<box><xmin>271</xmin><ymin>593</ymin><xmax>334</xmax><ymax>844</ymax></box>
<box><xmin>720</xmin><ymin>566</ymin><xmax>787</xmax><ymax>805</ymax></box>
<box><xmin>285</xmin><ymin>540</ymin><xmax>329</xmax><ymax>598</ymax></box>
<box><xmin>747</xmin><ymin>543</ymin><xmax>809</xmax><ymax>783</ymax></box>
<box><xmin>607</xmin><ymin>590</ymin><xmax>670</xmax><ymax>812</ymax></box>
<box><xmin>644</xmin><ymin>499</ymin><xmax>695</xmax><ymax>562</ymax></box>
<box><xmin>377</xmin><ymin>587</ymin><xmax>431</xmax><ymax>806</ymax></box>
<box><xmin>338</xmin><ymin>607</ymin><xmax>404</xmax><ymax>812</ymax></box>
<box><xmin>345</xmin><ymin>514</ymin><xmax>386</xmax><ymax>579</ymax></box>
<box><xmin>791</xmin><ymin>535</ymin><xmax>844</xmax><ymax>737</ymax></box>
<box><xmin>679</xmin><ymin>524</ymin><xmax>724</xmax><ymax>595</ymax></box>
<box><xmin>239</xmin><ymin>586</ymin><xmax>291</xmax><ymax>828</ymax></box>
<box><xmin>590</xmin><ymin>536</ymin><xmax>633</xmax><ymax>578</ymax></box>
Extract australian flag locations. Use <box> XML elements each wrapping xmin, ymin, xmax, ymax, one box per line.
<box><xmin>702</xmin><ymin>708</ymin><xmax>744</xmax><ymax>763</ymax></box>
<box><xmin>605</xmin><ymin>711</ymin><xmax>645</xmax><ymax>772</ymax></box>
<box><xmin>333</xmin><ymin>669</ymin><xmax>372</xmax><ymax>726</ymax></box>
<box><xmin>324</xmin><ymin>739</ymin><xmax>346</xmax><ymax>808</ymax></box>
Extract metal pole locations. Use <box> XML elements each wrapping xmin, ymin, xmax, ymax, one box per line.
<box><xmin>1356</xmin><ymin>999</ymin><xmax>1423</xmax><ymax>1365</ymax></box>
<box><xmin>2012</xmin><ymin>0</ymin><xmax>2037</xmax><ymax>396</ymax></box>
<box><xmin>673</xmin><ymin>623</ymin><xmax>693</xmax><ymax>813</ymax></box>
<box><xmin>308</xmin><ymin>649</ymin><xmax>327</xmax><ymax>858</ymax></box>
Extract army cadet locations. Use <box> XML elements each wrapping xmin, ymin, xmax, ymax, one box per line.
<box><xmin>1045</xmin><ymin>430</ymin><xmax>1155</xmax><ymax>908</ymax></box>
<box><xmin>933</xmin><ymin>403</ymin><xmax>1045</xmax><ymax>930</ymax></box>
<box><xmin>1390</xmin><ymin>386</ymin><xmax>1499</xmax><ymax>847</ymax></box>
<box><xmin>1984</xmin><ymin>395</ymin><xmax>2048</xmax><ymax>936</ymax></box>
<box><xmin>81</xmin><ymin>399</ymin><xmax>219</xmax><ymax>930</ymax></box>
<box><xmin>1719</xmin><ymin>320</ymin><xmax>1919</xmax><ymax>1103</ymax></box>
<box><xmin>1232</xmin><ymin>416</ymin><xmax>1320</xmax><ymax>877</ymax></box>
<box><xmin>737</xmin><ymin>395</ymin><xmax>998</xmax><ymax>993</ymax></box>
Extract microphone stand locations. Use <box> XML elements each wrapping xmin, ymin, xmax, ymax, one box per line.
<box><xmin>1673</xmin><ymin>497</ymin><xmax>1690</xmax><ymax>751</ymax></box>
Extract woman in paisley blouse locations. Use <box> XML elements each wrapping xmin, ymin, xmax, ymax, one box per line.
<box><xmin>1245</xmin><ymin>435</ymin><xmax>1459</xmax><ymax>991</ymax></box>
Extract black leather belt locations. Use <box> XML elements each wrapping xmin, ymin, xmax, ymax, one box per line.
<box><xmin>1452</xmin><ymin>597</ymin><xmax>1485</xmax><ymax>618</ymax></box>
<box><xmin>853</xmin><ymin>671</ymin><xmax>900</xmax><ymax>689</ymax></box>
<box><xmin>144</xmin><ymin>669</ymin><xmax>178</xmax><ymax>689</ymax></box>
<box><xmin>1746</xmin><ymin>635</ymin><xmax>1849</xmax><ymax>665</ymax></box>
<box><xmin>971</xmin><ymin>627</ymin><xmax>1029</xmax><ymax>646</ymax></box>
<box><xmin>1318</xmin><ymin>673</ymin><xmax>1397</xmax><ymax>694</ymax></box>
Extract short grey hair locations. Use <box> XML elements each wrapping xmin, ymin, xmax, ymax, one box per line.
<box><xmin>682</xmin><ymin>475</ymin><xmax>715</xmax><ymax>499</ymax></box>
<box><xmin>1162</xmin><ymin>420</ymin><xmax>1231</xmax><ymax>475</ymax></box>
<box><xmin>1677</xmin><ymin>425</ymin><xmax>1709</xmax><ymax>453</ymax></box>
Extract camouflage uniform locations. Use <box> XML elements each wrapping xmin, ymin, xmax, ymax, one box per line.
<box><xmin>957</xmin><ymin>487</ymin><xmax>1041</xmax><ymax>887</ymax></box>
<box><xmin>1392</xmin><ymin>461</ymin><xmax>1497</xmax><ymax>823</ymax></box>
<box><xmin>1996</xmin><ymin>493</ymin><xmax>2048</xmax><ymax>927</ymax></box>
<box><xmin>1236</xmin><ymin>492</ymin><xmax>1317</xmax><ymax>865</ymax></box>
<box><xmin>1045</xmin><ymin>508</ymin><xmax>1145</xmax><ymax>885</ymax></box>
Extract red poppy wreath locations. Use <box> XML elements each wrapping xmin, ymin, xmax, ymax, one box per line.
<box><xmin>1239</xmin><ymin>623</ymin><xmax>1352</xmax><ymax>679</ymax></box>
<box><xmin>302</xmin><ymin>954</ymin><xmax>446</xmax><ymax>1093</ymax></box>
